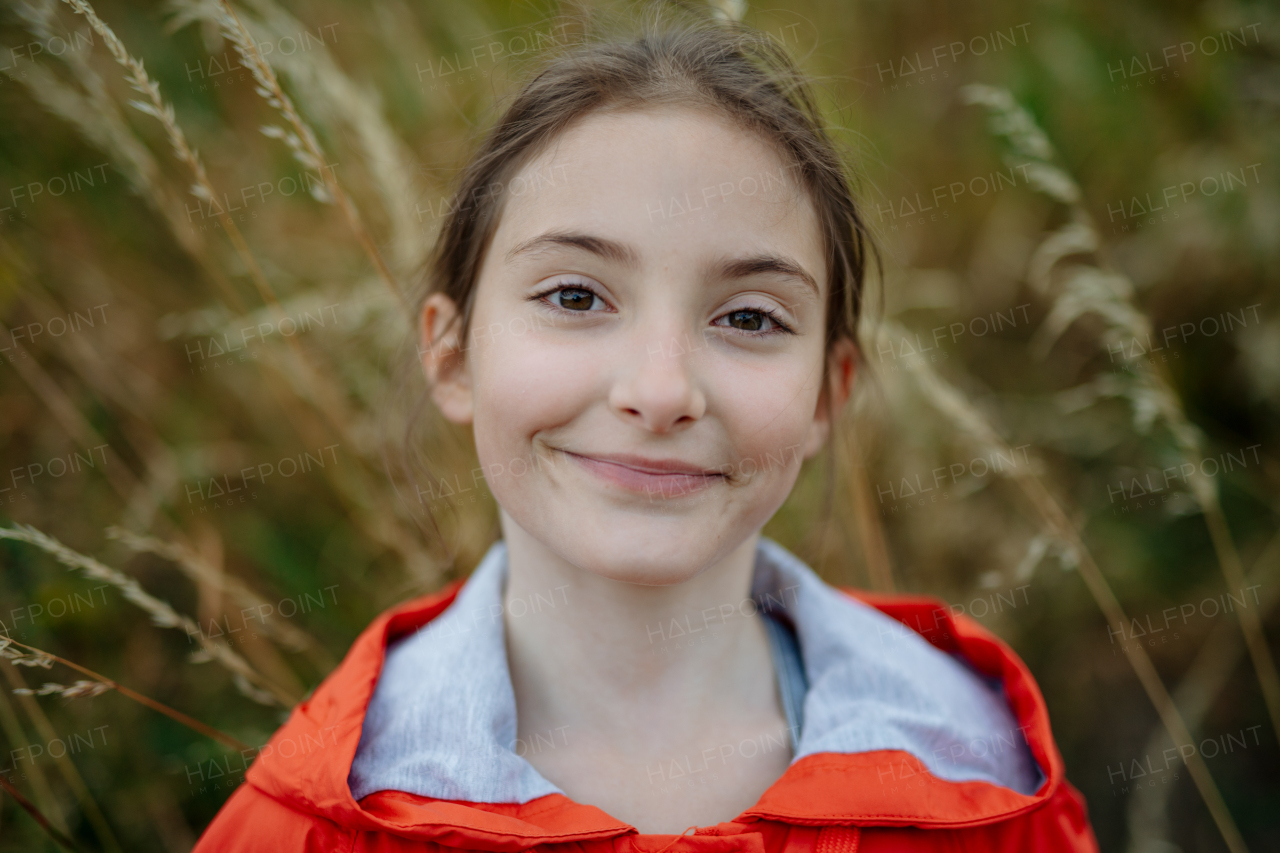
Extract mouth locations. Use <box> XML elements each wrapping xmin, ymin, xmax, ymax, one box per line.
<box><xmin>558</xmin><ymin>449</ymin><xmax>725</xmax><ymax>498</ymax></box>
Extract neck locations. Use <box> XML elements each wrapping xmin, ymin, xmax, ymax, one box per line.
<box><xmin>499</xmin><ymin>510</ymin><xmax>780</xmax><ymax>748</ymax></box>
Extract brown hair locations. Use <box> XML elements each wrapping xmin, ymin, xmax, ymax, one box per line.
<box><xmin>418</xmin><ymin>11</ymin><xmax>875</xmax><ymax>376</ymax></box>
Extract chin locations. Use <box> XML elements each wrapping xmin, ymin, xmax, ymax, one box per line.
<box><xmin>571</xmin><ymin>554</ymin><xmax>708</xmax><ymax>587</ymax></box>
<box><xmin>550</xmin><ymin>524</ymin><xmax>735</xmax><ymax>587</ymax></box>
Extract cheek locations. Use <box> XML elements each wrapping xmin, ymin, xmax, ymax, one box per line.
<box><xmin>468</xmin><ymin>326</ymin><xmax>596</xmax><ymax>466</ymax></box>
<box><xmin>708</xmin><ymin>354</ymin><xmax>823</xmax><ymax>473</ymax></box>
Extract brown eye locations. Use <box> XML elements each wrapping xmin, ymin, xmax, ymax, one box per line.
<box><xmin>726</xmin><ymin>310</ymin><xmax>766</xmax><ymax>331</ymax></box>
<box><xmin>555</xmin><ymin>287</ymin><xmax>597</xmax><ymax>311</ymax></box>
<box><xmin>712</xmin><ymin>306</ymin><xmax>792</xmax><ymax>335</ymax></box>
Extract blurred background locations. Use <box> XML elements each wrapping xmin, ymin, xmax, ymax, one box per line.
<box><xmin>0</xmin><ymin>0</ymin><xmax>1276</xmax><ymax>849</ymax></box>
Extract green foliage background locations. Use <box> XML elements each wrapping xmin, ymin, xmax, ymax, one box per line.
<box><xmin>0</xmin><ymin>0</ymin><xmax>1276</xmax><ymax>850</ymax></box>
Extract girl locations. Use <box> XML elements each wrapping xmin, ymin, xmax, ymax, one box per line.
<box><xmin>196</xmin><ymin>14</ymin><xmax>1098</xmax><ymax>852</ymax></box>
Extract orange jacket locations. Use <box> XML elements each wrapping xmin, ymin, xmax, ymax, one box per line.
<box><xmin>193</xmin><ymin>579</ymin><xmax>1098</xmax><ymax>852</ymax></box>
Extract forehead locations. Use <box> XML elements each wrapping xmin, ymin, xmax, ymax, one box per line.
<box><xmin>489</xmin><ymin>106</ymin><xmax>825</xmax><ymax>288</ymax></box>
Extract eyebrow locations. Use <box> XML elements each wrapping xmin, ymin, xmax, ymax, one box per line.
<box><xmin>712</xmin><ymin>254</ymin><xmax>819</xmax><ymax>300</ymax></box>
<box><xmin>505</xmin><ymin>231</ymin><xmax>640</xmax><ymax>267</ymax></box>
<box><xmin>505</xmin><ymin>231</ymin><xmax>819</xmax><ymax>299</ymax></box>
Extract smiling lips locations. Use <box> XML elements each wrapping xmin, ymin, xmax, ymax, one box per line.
<box><xmin>562</xmin><ymin>450</ymin><xmax>725</xmax><ymax>496</ymax></box>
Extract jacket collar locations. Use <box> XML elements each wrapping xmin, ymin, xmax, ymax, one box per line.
<box><xmin>244</xmin><ymin>539</ymin><xmax>1065</xmax><ymax>846</ymax></box>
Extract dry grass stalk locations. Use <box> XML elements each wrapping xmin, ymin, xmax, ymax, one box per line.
<box><xmin>13</xmin><ymin>0</ymin><xmax>205</xmax><ymax>258</ymax></box>
<box><xmin>56</xmin><ymin>0</ymin><xmax>270</xmax><ymax>302</ymax></box>
<box><xmin>51</xmin><ymin>0</ymin><xmax>347</xmax><ymax>392</ymax></box>
<box><xmin>962</xmin><ymin>84</ymin><xmax>1280</xmax><ymax>749</ymax></box>
<box><xmin>12</xmin><ymin>278</ymin><xmax>186</xmax><ymax>534</ymax></box>
<box><xmin>880</xmin><ymin>319</ymin><xmax>1250</xmax><ymax>853</ymax></box>
<box><xmin>1126</xmin><ymin>531</ymin><xmax>1280</xmax><ymax>852</ymax></box>
<box><xmin>6</xmin><ymin>34</ymin><xmax>275</xmax><ymax>334</ymax></box>
<box><xmin>3</xmin><ymin>637</ymin><xmax>250</xmax><ymax>753</ymax></box>
<box><xmin>0</xmin><ymin>681</ymin><xmax>67</xmax><ymax>836</ymax></box>
<box><xmin>220</xmin><ymin>0</ymin><xmax>427</xmax><ymax>274</ymax></box>
<box><xmin>2</xmin><ymin>53</ymin><xmax>203</xmax><ymax>262</ymax></box>
<box><xmin>2</xmin><ymin>337</ymin><xmax>143</xmax><ymax>503</ymax></box>
<box><xmin>4</xmin><ymin>249</ymin><xmax>414</xmax><ymax>622</ymax></box>
<box><xmin>1</xmin><ymin>663</ymin><xmax>122</xmax><ymax>853</ymax></box>
<box><xmin>12</xmin><ymin>681</ymin><xmax>114</xmax><ymax>698</ymax></box>
<box><xmin>55</xmin><ymin>0</ymin><xmax>262</xmax><ymax>314</ymax></box>
<box><xmin>106</xmin><ymin>526</ymin><xmax>325</xmax><ymax>657</ymax></box>
<box><xmin>0</xmin><ymin>524</ymin><xmax>297</xmax><ymax>707</ymax></box>
<box><xmin>19</xmin><ymin>2</ymin><xmax>434</xmax><ymax>584</ymax></box>
<box><xmin>51</xmin><ymin>0</ymin><xmax>365</xmax><ymax>444</ymax></box>
<box><xmin>0</xmin><ymin>637</ymin><xmax>55</xmax><ymax>669</ymax></box>
<box><xmin>213</xmin><ymin>0</ymin><xmax>411</xmax><ymax>314</ymax></box>
<box><xmin>0</xmin><ymin>772</ymin><xmax>82</xmax><ymax>852</ymax></box>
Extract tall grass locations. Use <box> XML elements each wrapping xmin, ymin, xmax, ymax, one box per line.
<box><xmin>0</xmin><ymin>0</ymin><xmax>1275</xmax><ymax>850</ymax></box>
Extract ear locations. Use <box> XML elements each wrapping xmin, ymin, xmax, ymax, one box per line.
<box><xmin>419</xmin><ymin>293</ymin><xmax>474</xmax><ymax>425</ymax></box>
<box><xmin>801</xmin><ymin>336</ymin><xmax>858</xmax><ymax>460</ymax></box>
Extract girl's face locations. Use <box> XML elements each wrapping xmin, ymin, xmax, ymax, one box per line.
<box><xmin>425</xmin><ymin>107</ymin><xmax>853</xmax><ymax>585</ymax></box>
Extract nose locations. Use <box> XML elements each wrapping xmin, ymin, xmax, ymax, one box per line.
<box><xmin>607</xmin><ymin>326</ymin><xmax>707</xmax><ymax>434</ymax></box>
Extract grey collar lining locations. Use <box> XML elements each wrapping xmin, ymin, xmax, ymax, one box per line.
<box><xmin>348</xmin><ymin>538</ymin><xmax>1043</xmax><ymax>804</ymax></box>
